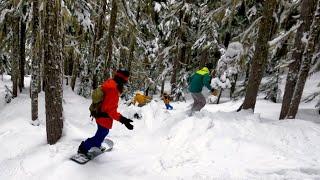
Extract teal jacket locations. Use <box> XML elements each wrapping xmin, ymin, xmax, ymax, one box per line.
<box><xmin>188</xmin><ymin>67</ymin><xmax>212</xmax><ymax>93</ymax></box>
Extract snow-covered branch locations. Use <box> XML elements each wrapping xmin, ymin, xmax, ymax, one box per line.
<box><xmin>268</xmin><ymin>21</ymin><xmax>302</xmax><ymax>47</ymax></box>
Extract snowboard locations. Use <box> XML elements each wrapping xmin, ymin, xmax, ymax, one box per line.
<box><xmin>70</xmin><ymin>138</ymin><xmax>114</xmax><ymax>164</ymax></box>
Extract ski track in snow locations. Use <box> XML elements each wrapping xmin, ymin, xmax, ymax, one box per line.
<box><xmin>0</xmin><ymin>75</ymin><xmax>320</xmax><ymax>180</ymax></box>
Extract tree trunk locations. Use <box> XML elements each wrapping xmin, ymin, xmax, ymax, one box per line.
<box><xmin>61</xmin><ymin>15</ymin><xmax>66</xmax><ymax>86</ymax></box>
<box><xmin>12</xmin><ymin>15</ymin><xmax>20</xmax><ymax>98</ymax></box>
<box><xmin>242</xmin><ymin>0</ymin><xmax>277</xmax><ymax>111</ymax></box>
<box><xmin>64</xmin><ymin>48</ymin><xmax>73</xmax><ymax>86</ymax></box>
<box><xmin>127</xmin><ymin>0</ymin><xmax>140</xmax><ymax>73</ymax></box>
<box><xmin>171</xmin><ymin>10</ymin><xmax>187</xmax><ymax>95</ymax></box>
<box><xmin>185</xmin><ymin>44</ymin><xmax>192</xmax><ymax>66</ymax></box>
<box><xmin>127</xmin><ymin>28</ymin><xmax>135</xmax><ymax>73</ymax></box>
<box><xmin>287</xmin><ymin>0</ymin><xmax>320</xmax><ymax>119</ymax></box>
<box><xmin>64</xmin><ymin>51</ymin><xmax>69</xmax><ymax>86</ymax></box>
<box><xmin>199</xmin><ymin>48</ymin><xmax>209</xmax><ymax>67</ymax></box>
<box><xmin>161</xmin><ymin>77</ymin><xmax>165</xmax><ymax>95</ymax></box>
<box><xmin>279</xmin><ymin>0</ymin><xmax>317</xmax><ymax>119</ymax></box>
<box><xmin>31</xmin><ymin>0</ymin><xmax>40</xmax><ymax>123</ymax></box>
<box><xmin>268</xmin><ymin>39</ymin><xmax>289</xmax><ymax>103</ymax></box>
<box><xmin>91</xmin><ymin>0</ymin><xmax>107</xmax><ymax>89</ymax></box>
<box><xmin>217</xmin><ymin>89</ymin><xmax>223</xmax><ymax>104</ymax></box>
<box><xmin>119</xmin><ymin>46</ymin><xmax>127</xmax><ymax>68</ymax></box>
<box><xmin>44</xmin><ymin>0</ymin><xmax>63</xmax><ymax>145</ymax></box>
<box><xmin>105</xmin><ymin>0</ymin><xmax>118</xmax><ymax>78</ymax></box>
<box><xmin>40</xmin><ymin>6</ymin><xmax>45</xmax><ymax>92</ymax></box>
<box><xmin>71</xmin><ymin>50</ymin><xmax>79</xmax><ymax>91</ymax></box>
<box><xmin>170</xmin><ymin>46</ymin><xmax>180</xmax><ymax>95</ymax></box>
<box><xmin>19</xmin><ymin>3</ymin><xmax>27</xmax><ymax>91</ymax></box>
<box><xmin>230</xmin><ymin>73</ymin><xmax>238</xmax><ymax>99</ymax></box>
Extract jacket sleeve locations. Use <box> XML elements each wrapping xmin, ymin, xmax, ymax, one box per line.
<box><xmin>101</xmin><ymin>83</ymin><xmax>121</xmax><ymax>121</ymax></box>
<box><xmin>203</xmin><ymin>74</ymin><xmax>212</xmax><ymax>90</ymax></box>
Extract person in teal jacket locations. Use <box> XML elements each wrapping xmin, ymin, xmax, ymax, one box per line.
<box><xmin>188</xmin><ymin>63</ymin><xmax>215</xmax><ymax>115</ymax></box>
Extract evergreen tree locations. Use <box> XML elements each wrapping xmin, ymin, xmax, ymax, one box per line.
<box><xmin>44</xmin><ymin>0</ymin><xmax>63</xmax><ymax>145</ymax></box>
<box><xmin>19</xmin><ymin>0</ymin><xmax>27</xmax><ymax>91</ymax></box>
<box><xmin>31</xmin><ymin>0</ymin><xmax>40</xmax><ymax>125</ymax></box>
<box><xmin>280</xmin><ymin>0</ymin><xmax>317</xmax><ymax>119</ymax></box>
<box><xmin>241</xmin><ymin>0</ymin><xmax>277</xmax><ymax>111</ymax></box>
<box><xmin>287</xmin><ymin>0</ymin><xmax>320</xmax><ymax>119</ymax></box>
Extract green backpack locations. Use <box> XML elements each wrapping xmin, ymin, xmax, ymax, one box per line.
<box><xmin>89</xmin><ymin>86</ymin><xmax>107</xmax><ymax>118</ymax></box>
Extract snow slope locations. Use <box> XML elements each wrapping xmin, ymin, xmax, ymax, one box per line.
<box><xmin>0</xmin><ymin>75</ymin><xmax>320</xmax><ymax>180</ymax></box>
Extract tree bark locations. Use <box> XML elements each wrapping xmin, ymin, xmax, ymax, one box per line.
<box><xmin>217</xmin><ymin>89</ymin><xmax>223</xmax><ymax>104</ymax></box>
<box><xmin>161</xmin><ymin>77</ymin><xmax>166</xmax><ymax>95</ymax></box>
<box><xmin>40</xmin><ymin>5</ymin><xmax>46</xmax><ymax>92</ymax></box>
<box><xmin>287</xmin><ymin>0</ymin><xmax>320</xmax><ymax>119</ymax></box>
<box><xmin>279</xmin><ymin>0</ymin><xmax>317</xmax><ymax>119</ymax></box>
<box><xmin>12</xmin><ymin>15</ymin><xmax>20</xmax><ymax>98</ymax></box>
<box><xmin>127</xmin><ymin>0</ymin><xmax>141</xmax><ymax>73</ymax></box>
<box><xmin>170</xmin><ymin>47</ymin><xmax>179</xmax><ymax>95</ymax></box>
<box><xmin>230</xmin><ymin>73</ymin><xmax>238</xmax><ymax>99</ymax></box>
<box><xmin>242</xmin><ymin>0</ymin><xmax>277</xmax><ymax>111</ymax></box>
<box><xmin>19</xmin><ymin>3</ymin><xmax>27</xmax><ymax>91</ymax></box>
<box><xmin>105</xmin><ymin>0</ymin><xmax>118</xmax><ymax>78</ymax></box>
<box><xmin>71</xmin><ymin>49</ymin><xmax>79</xmax><ymax>91</ymax></box>
<box><xmin>171</xmin><ymin>10</ymin><xmax>187</xmax><ymax>95</ymax></box>
<box><xmin>91</xmin><ymin>0</ymin><xmax>107</xmax><ymax>89</ymax></box>
<box><xmin>199</xmin><ymin>48</ymin><xmax>209</xmax><ymax>68</ymax></box>
<box><xmin>31</xmin><ymin>0</ymin><xmax>40</xmax><ymax>122</ymax></box>
<box><xmin>127</xmin><ymin>26</ymin><xmax>135</xmax><ymax>73</ymax></box>
<box><xmin>44</xmin><ymin>0</ymin><xmax>63</xmax><ymax>145</ymax></box>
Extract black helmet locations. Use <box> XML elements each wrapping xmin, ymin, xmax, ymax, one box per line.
<box><xmin>114</xmin><ymin>68</ymin><xmax>130</xmax><ymax>83</ymax></box>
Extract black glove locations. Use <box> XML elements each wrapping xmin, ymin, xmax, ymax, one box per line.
<box><xmin>119</xmin><ymin>115</ymin><xmax>134</xmax><ymax>130</ymax></box>
<box><xmin>134</xmin><ymin>113</ymin><xmax>142</xmax><ymax>119</ymax></box>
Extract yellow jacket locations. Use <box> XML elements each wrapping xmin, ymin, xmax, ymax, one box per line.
<box><xmin>162</xmin><ymin>95</ymin><xmax>171</xmax><ymax>104</ymax></box>
<box><xmin>133</xmin><ymin>93</ymin><xmax>151</xmax><ymax>106</ymax></box>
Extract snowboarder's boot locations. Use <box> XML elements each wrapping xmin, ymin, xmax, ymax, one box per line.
<box><xmin>99</xmin><ymin>146</ymin><xmax>106</xmax><ymax>151</ymax></box>
<box><xmin>77</xmin><ymin>141</ymin><xmax>89</xmax><ymax>156</ymax></box>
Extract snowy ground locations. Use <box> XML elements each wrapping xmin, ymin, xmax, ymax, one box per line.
<box><xmin>0</xmin><ymin>74</ymin><xmax>320</xmax><ymax>180</ymax></box>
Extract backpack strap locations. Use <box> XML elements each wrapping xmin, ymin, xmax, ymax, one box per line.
<box><xmin>91</xmin><ymin>110</ymin><xmax>110</xmax><ymax>118</ymax></box>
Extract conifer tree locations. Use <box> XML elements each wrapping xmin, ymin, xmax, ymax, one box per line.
<box><xmin>242</xmin><ymin>0</ymin><xmax>277</xmax><ymax>111</ymax></box>
<box><xmin>44</xmin><ymin>0</ymin><xmax>63</xmax><ymax>145</ymax></box>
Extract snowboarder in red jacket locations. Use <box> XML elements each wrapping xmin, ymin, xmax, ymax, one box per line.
<box><xmin>77</xmin><ymin>69</ymin><xmax>133</xmax><ymax>156</ymax></box>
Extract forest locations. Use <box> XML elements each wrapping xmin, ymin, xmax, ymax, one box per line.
<box><xmin>0</xmin><ymin>0</ymin><xmax>320</xmax><ymax>179</ymax></box>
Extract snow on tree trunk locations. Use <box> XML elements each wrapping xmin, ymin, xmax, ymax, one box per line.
<box><xmin>287</xmin><ymin>0</ymin><xmax>320</xmax><ymax>119</ymax></box>
<box><xmin>242</xmin><ymin>0</ymin><xmax>277</xmax><ymax>111</ymax></box>
<box><xmin>44</xmin><ymin>0</ymin><xmax>63</xmax><ymax>145</ymax></box>
<box><xmin>31</xmin><ymin>0</ymin><xmax>40</xmax><ymax>124</ymax></box>
<box><xmin>279</xmin><ymin>0</ymin><xmax>317</xmax><ymax>120</ymax></box>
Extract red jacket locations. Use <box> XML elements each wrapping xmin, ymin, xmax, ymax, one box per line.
<box><xmin>96</xmin><ymin>79</ymin><xmax>121</xmax><ymax>129</ymax></box>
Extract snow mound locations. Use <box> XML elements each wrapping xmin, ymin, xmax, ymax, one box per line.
<box><xmin>141</xmin><ymin>109</ymin><xmax>320</xmax><ymax>179</ymax></box>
